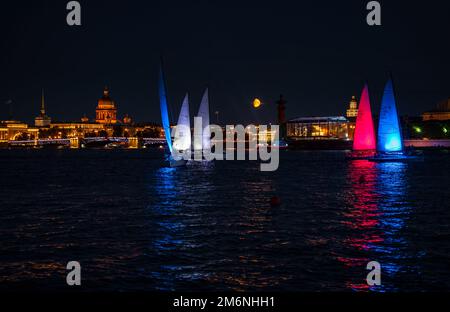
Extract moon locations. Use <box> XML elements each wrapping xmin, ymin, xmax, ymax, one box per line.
<box><xmin>253</xmin><ymin>98</ymin><xmax>262</xmax><ymax>109</ymax></box>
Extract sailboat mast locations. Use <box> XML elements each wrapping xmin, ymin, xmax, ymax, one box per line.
<box><xmin>158</xmin><ymin>58</ymin><xmax>173</xmax><ymax>153</ymax></box>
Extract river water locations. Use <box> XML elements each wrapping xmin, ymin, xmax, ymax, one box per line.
<box><xmin>0</xmin><ymin>149</ymin><xmax>449</xmax><ymax>291</ymax></box>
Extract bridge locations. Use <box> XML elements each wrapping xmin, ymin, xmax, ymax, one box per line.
<box><xmin>5</xmin><ymin>137</ymin><xmax>167</xmax><ymax>148</ymax></box>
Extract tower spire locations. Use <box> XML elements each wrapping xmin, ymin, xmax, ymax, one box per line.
<box><xmin>41</xmin><ymin>89</ymin><xmax>46</xmax><ymax>116</ymax></box>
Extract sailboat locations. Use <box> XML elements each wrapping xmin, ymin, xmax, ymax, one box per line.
<box><xmin>172</xmin><ymin>93</ymin><xmax>192</xmax><ymax>164</ymax></box>
<box><xmin>349</xmin><ymin>83</ymin><xmax>376</xmax><ymax>159</ymax></box>
<box><xmin>158</xmin><ymin>61</ymin><xmax>189</xmax><ymax>167</ymax></box>
<box><xmin>377</xmin><ymin>78</ymin><xmax>403</xmax><ymax>155</ymax></box>
<box><xmin>369</xmin><ymin>76</ymin><xmax>423</xmax><ymax>162</ymax></box>
<box><xmin>369</xmin><ymin>77</ymin><xmax>413</xmax><ymax>162</ymax></box>
<box><xmin>193</xmin><ymin>88</ymin><xmax>212</xmax><ymax>160</ymax></box>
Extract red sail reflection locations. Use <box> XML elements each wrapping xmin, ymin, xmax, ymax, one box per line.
<box><xmin>339</xmin><ymin>160</ymin><xmax>384</xmax><ymax>291</ymax></box>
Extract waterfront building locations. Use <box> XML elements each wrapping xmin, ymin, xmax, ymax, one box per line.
<box><xmin>123</xmin><ymin>114</ymin><xmax>132</xmax><ymax>124</ymax></box>
<box><xmin>0</xmin><ymin>85</ymin><xmax>164</xmax><ymax>148</ymax></box>
<box><xmin>0</xmin><ymin>121</ymin><xmax>39</xmax><ymax>141</ymax></box>
<box><xmin>345</xmin><ymin>95</ymin><xmax>358</xmax><ymax>139</ymax></box>
<box><xmin>81</xmin><ymin>114</ymin><xmax>89</xmax><ymax>123</ymax></box>
<box><xmin>34</xmin><ymin>90</ymin><xmax>52</xmax><ymax>127</ymax></box>
<box><xmin>286</xmin><ymin>116</ymin><xmax>351</xmax><ymax>149</ymax></box>
<box><xmin>422</xmin><ymin>98</ymin><xmax>450</xmax><ymax>121</ymax></box>
<box><xmin>346</xmin><ymin>96</ymin><xmax>358</xmax><ymax>119</ymax></box>
<box><xmin>48</xmin><ymin>122</ymin><xmax>105</xmax><ymax>138</ymax></box>
<box><xmin>96</xmin><ymin>87</ymin><xmax>117</xmax><ymax>124</ymax></box>
<box><xmin>287</xmin><ymin>116</ymin><xmax>349</xmax><ymax>139</ymax></box>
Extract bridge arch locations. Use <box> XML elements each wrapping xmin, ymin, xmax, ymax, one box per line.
<box><xmin>12</xmin><ymin>132</ymin><xmax>36</xmax><ymax>141</ymax></box>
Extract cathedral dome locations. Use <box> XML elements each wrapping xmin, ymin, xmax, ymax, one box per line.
<box><xmin>96</xmin><ymin>86</ymin><xmax>118</xmax><ymax>124</ymax></box>
<box><xmin>97</xmin><ymin>87</ymin><xmax>116</xmax><ymax>109</ymax></box>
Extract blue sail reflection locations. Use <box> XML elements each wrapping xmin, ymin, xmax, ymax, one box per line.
<box><xmin>150</xmin><ymin>167</ymin><xmax>186</xmax><ymax>290</ymax></box>
<box><xmin>341</xmin><ymin>160</ymin><xmax>413</xmax><ymax>292</ymax></box>
<box><xmin>150</xmin><ymin>165</ymin><xmax>218</xmax><ymax>290</ymax></box>
<box><xmin>374</xmin><ymin>162</ymin><xmax>416</xmax><ymax>283</ymax></box>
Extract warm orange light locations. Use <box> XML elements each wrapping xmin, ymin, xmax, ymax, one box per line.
<box><xmin>253</xmin><ymin>98</ymin><xmax>262</xmax><ymax>109</ymax></box>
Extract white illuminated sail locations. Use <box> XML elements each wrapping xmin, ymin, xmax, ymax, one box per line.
<box><xmin>173</xmin><ymin>94</ymin><xmax>191</xmax><ymax>152</ymax></box>
<box><xmin>193</xmin><ymin>88</ymin><xmax>211</xmax><ymax>151</ymax></box>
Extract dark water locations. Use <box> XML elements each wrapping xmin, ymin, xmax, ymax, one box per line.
<box><xmin>0</xmin><ymin>149</ymin><xmax>450</xmax><ymax>292</ymax></box>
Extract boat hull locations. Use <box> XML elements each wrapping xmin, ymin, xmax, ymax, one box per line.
<box><xmin>346</xmin><ymin>150</ymin><xmax>376</xmax><ymax>160</ymax></box>
<box><xmin>169</xmin><ymin>158</ymin><xmax>188</xmax><ymax>167</ymax></box>
<box><xmin>367</xmin><ymin>151</ymin><xmax>423</xmax><ymax>163</ymax></box>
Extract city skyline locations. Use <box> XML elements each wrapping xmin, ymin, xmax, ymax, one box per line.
<box><xmin>2</xmin><ymin>1</ymin><xmax>450</xmax><ymax>307</ymax></box>
<box><xmin>1</xmin><ymin>77</ymin><xmax>448</xmax><ymax>125</ymax></box>
<box><xmin>1</xmin><ymin>1</ymin><xmax>449</xmax><ymax>124</ymax></box>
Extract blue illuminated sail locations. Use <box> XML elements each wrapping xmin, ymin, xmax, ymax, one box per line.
<box><xmin>377</xmin><ymin>79</ymin><xmax>403</xmax><ymax>153</ymax></box>
<box><xmin>158</xmin><ymin>61</ymin><xmax>173</xmax><ymax>153</ymax></box>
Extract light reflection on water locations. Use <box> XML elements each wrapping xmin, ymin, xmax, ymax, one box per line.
<box><xmin>1</xmin><ymin>150</ymin><xmax>448</xmax><ymax>291</ymax></box>
<box><xmin>150</xmin><ymin>162</ymin><xmax>288</xmax><ymax>291</ymax></box>
<box><xmin>341</xmin><ymin>160</ymin><xmax>414</xmax><ymax>292</ymax></box>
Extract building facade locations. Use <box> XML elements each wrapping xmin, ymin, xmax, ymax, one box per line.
<box><xmin>346</xmin><ymin>96</ymin><xmax>358</xmax><ymax>119</ymax></box>
<box><xmin>422</xmin><ymin>98</ymin><xmax>450</xmax><ymax>121</ymax></box>
<box><xmin>287</xmin><ymin>116</ymin><xmax>350</xmax><ymax>140</ymax></box>
<box><xmin>0</xmin><ymin>121</ymin><xmax>39</xmax><ymax>142</ymax></box>
<box><xmin>96</xmin><ymin>87</ymin><xmax>117</xmax><ymax>124</ymax></box>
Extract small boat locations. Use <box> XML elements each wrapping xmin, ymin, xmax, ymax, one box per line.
<box><xmin>193</xmin><ymin>88</ymin><xmax>213</xmax><ymax>162</ymax></box>
<box><xmin>105</xmin><ymin>142</ymin><xmax>124</xmax><ymax>149</ymax></box>
<box><xmin>272</xmin><ymin>139</ymin><xmax>289</xmax><ymax>150</ymax></box>
<box><xmin>369</xmin><ymin>76</ymin><xmax>424</xmax><ymax>163</ymax></box>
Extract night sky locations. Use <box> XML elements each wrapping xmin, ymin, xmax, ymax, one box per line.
<box><xmin>1</xmin><ymin>0</ymin><xmax>449</xmax><ymax>124</ymax></box>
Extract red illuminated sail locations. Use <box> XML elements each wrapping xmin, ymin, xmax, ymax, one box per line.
<box><xmin>353</xmin><ymin>84</ymin><xmax>376</xmax><ymax>151</ymax></box>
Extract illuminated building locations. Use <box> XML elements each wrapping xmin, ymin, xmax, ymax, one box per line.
<box><xmin>96</xmin><ymin>87</ymin><xmax>117</xmax><ymax>124</ymax></box>
<box><xmin>345</xmin><ymin>95</ymin><xmax>358</xmax><ymax>140</ymax></box>
<box><xmin>286</xmin><ymin>116</ymin><xmax>351</xmax><ymax>149</ymax></box>
<box><xmin>285</xmin><ymin>93</ymin><xmax>364</xmax><ymax>149</ymax></box>
<box><xmin>0</xmin><ymin>121</ymin><xmax>39</xmax><ymax>141</ymax></box>
<box><xmin>346</xmin><ymin>96</ymin><xmax>358</xmax><ymax>119</ymax></box>
<box><xmin>353</xmin><ymin>84</ymin><xmax>376</xmax><ymax>151</ymax></box>
<box><xmin>257</xmin><ymin>127</ymin><xmax>277</xmax><ymax>143</ymax></box>
<box><xmin>287</xmin><ymin>116</ymin><xmax>349</xmax><ymax>139</ymax></box>
<box><xmin>0</xmin><ymin>85</ymin><xmax>162</xmax><ymax>148</ymax></box>
<box><xmin>123</xmin><ymin>114</ymin><xmax>132</xmax><ymax>125</ymax></box>
<box><xmin>422</xmin><ymin>98</ymin><xmax>450</xmax><ymax>121</ymax></box>
<box><xmin>81</xmin><ymin>114</ymin><xmax>89</xmax><ymax>123</ymax></box>
<box><xmin>48</xmin><ymin>122</ymin><xmax>105</xmax><ymax>138</ymax></box>
<box><xmin>34</xmin><ymin>90</ymin><xmax>52</xmax><ymax>127</ymax></box>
